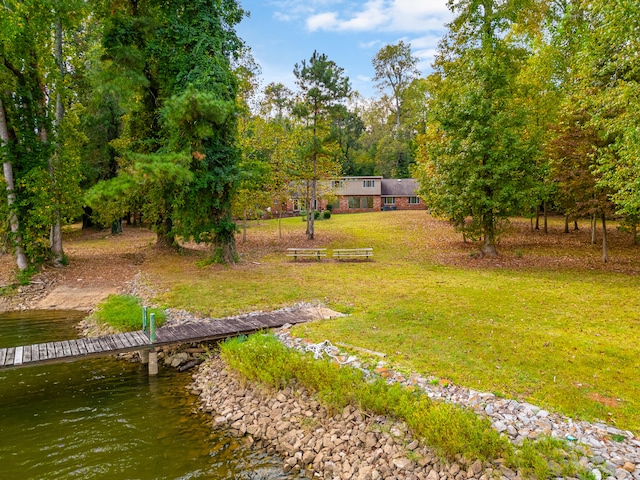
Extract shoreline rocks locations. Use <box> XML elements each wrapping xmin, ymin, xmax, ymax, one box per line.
<box><xmin>186</xmin><ymin>322</ymin><xmax>639</xmax><ymax>480</ymax></box>
<box><xmin>191</xmin><ymin>356</ymin><xmax>503</xmax><ymax>480</ymax></box>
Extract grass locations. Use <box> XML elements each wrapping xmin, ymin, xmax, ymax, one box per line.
<box><xmin>219</xmin><ymin>332</ymin><xmax>592</xmax><ymax>479</ymax></box>
<box><xmin>140</xmin><ymin>211</ymin><xmax>640</xmax><ymax>434</ymax></box>
<box><xmin>92</xmin><ymin>294</ymin><xmax>166</xmax><ymax>332</ymax></box>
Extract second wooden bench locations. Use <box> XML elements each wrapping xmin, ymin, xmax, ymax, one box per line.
<box><xmin>332</xmin><ymin>248</ymin><xmax>373</xmax><ymax>260</ymax></box>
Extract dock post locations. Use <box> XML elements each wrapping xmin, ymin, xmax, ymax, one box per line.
<box><xmin>142</xmin><ymin>306</ymin><xmax>148</xmax><ymax>332</ymax></box>
<box><xmin>148</xmin><ymin>313</ymin><xmax>158</xmax><ymax>375</ymax></box>
<box><xmin>148</xmin><ymin>348</ymin><xmax>158</xmax><ymax>375</ymax></box>
<box><xmin>150</xmin><ymin>313</ymin><xmax>156</xmax><ymax>343</ymax></box>
<box><xmin>140</xmin><ymin>349</ymin><xmax>149</xmax><ymax>364</ymax></box>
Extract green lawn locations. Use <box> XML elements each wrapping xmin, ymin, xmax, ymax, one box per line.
<box><xmin>143</xmin><ymin>211</ymin><xmax>640</xmax><ymax>434</ymax></box>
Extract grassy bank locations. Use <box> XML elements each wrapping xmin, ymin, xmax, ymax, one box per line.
<box><xmin>92</xmin><ymin>294</ymin><xmax>166</xmax><ymax>331</ymax></box>
<box><xmin>107</xmin><ymin>210</ymin><xmax>638</xmax><ymax>434</ymax></box>
<box><xmin>220</xmin><ymin>333</ymin><xmax>590</xmax><ymax>479</ymax></box>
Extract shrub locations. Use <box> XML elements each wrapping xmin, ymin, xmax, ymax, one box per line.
<box><xmin>323</xmin><ymin>210</ymin><xmax>331</xmax><ymax>219</ymax></box>
<box><xmin>314</xmin><ymin>210</ymin><xmax>321</xmax><ymax>220</ymax></box>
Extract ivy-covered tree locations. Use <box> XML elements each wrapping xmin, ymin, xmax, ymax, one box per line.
<box><xmin>1</xmin><ymin>0</ymin><xmax>84</xmax><ymax>271</ymax></box>
<box><xmin>85</xmin><ymin>0</ymin><xmax>245</xmax><ymax>264</ymax></box>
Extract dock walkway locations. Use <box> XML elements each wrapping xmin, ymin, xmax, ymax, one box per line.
<box><xmin>0</xmin><ymin>308</ymin><xmax>326</xmax><ymax>371</ymax></box>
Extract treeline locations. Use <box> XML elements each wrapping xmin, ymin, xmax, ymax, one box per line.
<box><xmin>241</xmin><ymin>0</ymin><xmax>640</xmax><ymax>259</ymax></box>
<box><xmin>1</xmin><ymin>0</ymin><xmax>638</xmax><ymax>275</ymax></box>
<box><xmin>414</xmin><ymin>0</ymin><xmax>640</xmax><ymax>259</ymax></box>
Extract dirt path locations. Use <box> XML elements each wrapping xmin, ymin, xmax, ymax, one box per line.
<box><xmin>0</xmin><ymin>226</ymin><xmax>156</xmax><ymax>312</ymax></box>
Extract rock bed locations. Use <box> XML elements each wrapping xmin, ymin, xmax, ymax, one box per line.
<box><xmin>192</xmin><ymin>356</ymin><xmax>506</xmax><ymax>480</ymax></box>
<box><xmin>274</xmin><ymin>327</ymin><xmax>639</xmax><ymax>480</ymax></box>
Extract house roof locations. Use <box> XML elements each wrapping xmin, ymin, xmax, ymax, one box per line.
<box><xmin>381</xmin><ymin>179</ymin><xmax>419</xmax><ymax>197</ymax></box>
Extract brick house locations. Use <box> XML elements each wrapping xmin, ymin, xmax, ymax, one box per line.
<box><xmin>380</xmin><ymin>178</ymin><xmax>425</xmax><ymax>211</ymax></box>
<box><xmin>279</xmin><ymin>176</ymin><xmax>425</xmax><ymax>215</ymax></box>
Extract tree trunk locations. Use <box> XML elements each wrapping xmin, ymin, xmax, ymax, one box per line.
<box><xmin>535</xmin><ymin>207</ymin><xmax>540</xmax><ymax>230</ymax></box>
<box><xmin>49</xmin><ymin>16</ymin><xmax>65</xmax><ymax>267</ymax></box>
<box><xmin>543</xmin><ymin>201</ymin><xmax>548</xmax><ymax>234</ymax></box>
<box><xmin>602</xmin><ymin>214</ymin><xmax>608</xmax><ymax>263</ymax></box>
<box><xmin>0</xmin><ymin>99</ymin><xmax>29</xmax><ymax>271</ymax></box>
<box><xmin>564</xmin><ymin>215</ymin><xmax>569</xmax><ymax>234</ymax></box>
<box><xmin>242</xmin><ymin>206</ymin><xmax>247</xmax><ymax>243</ymax></box>
<box><xmin>305</xmin><ymin>181</ymin><xmax>311</xmax><ymax>236</ymax></box>
<box><xmin>155</xmin><ymin>217</ymin><xmax>174</xmax><ymax>247</ymax></box>
<box><xmin>574</xmin><ymin>220</ymin><xmax>579</xmax><ymax>231</ymax></box>
<box><xmin>112</xmin><ymin>219</ymin><xmax>123</xmax><ymax>234</ymax></box>
<box><xmin>591</xmin><ymin>214</ymin><xmax>596</xmax><ymax>245</ymax></box>
<box><xmin>481</xmin><ymin>213</ymin><xmax>498</xmax><ymax>257</ymax></box>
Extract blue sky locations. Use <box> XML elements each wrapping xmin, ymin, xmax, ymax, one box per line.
<box><xmin>235</xmin><ymin>0</ymin><xmax>453</xmax><ymax>99</ymax></box>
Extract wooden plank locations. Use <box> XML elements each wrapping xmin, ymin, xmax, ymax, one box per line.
<box><xmin>105</xmin><ymin>335</ymin><xmax>121</xmax><ymax>351</ymax></box>
<box><xmin>30</xmin><ymin>344</ymin><xmax>40</xmax><ymax>362</ymax></box>
<box><xmin>120</xmin><ymin>332</ymin><xmax>136</xmax><ymax>347</ymax></box>
<box><xmin>0</xmin><ymin>347</ymin><xmax>7</xmax><ymax>366</ymax></box>
<box><xmin>97</xmin><ymin>336</ymin><xmax>114</xmax><ymax>352</ymax></box>
<box><xmin>81</xmin><ymin>338</ymin><xmax>95</xmax><ymax>354</ymax></box>
<box><xmin>166</xmin><ymin>325</ymin><xmax>195</xmax><ymax>341</ymax></box>
<box><xmin>14</xmin><ymin>346</ymin><xmax>23</xmax><ymax>365</ymax></box>
<box><xmin>155</xmin><ymin>328</ymin><xmax>181</xmax><ymax>343</ymax></box>
<box><xmin>68</xmin><ymin>340</ymin><xmax>80</xmax><ymax>357</ymax></box>
<box><xmin>109</xmin><ymin>334</ymin><xmax>126</xmax><ymax>350</ymax></box>
<box><xmin>117</xmin><ymin>333</ymin><xmax>134</xmax><ymax>348</ymax></box>
<box><xmin>61</xmin><ymin>341</ymin><xmax>72</xmax><ymax>358</ymax></box>
<box><xmin>46</xmin><ymin>342</ymin><xmax>57</xmax><ymax>359</ymax></box>
<box><xmin>91</xmin><ymin>337</ymin><xmax>107</xmax><ymax>353</ymax></box>
<box><xmin>23</xmin><ymin>345</ymin><xmax>32</xmax><ymax>363</ymax></box>
<box><xmin>200</xmin><ymin>322</ymin><xmax>228</xmax><ymax>337</ymax></box>
<box><xmin>75</xmin><ymin>339</ymin><xmax>88</xmax><ymax>355</ymax></box>
<box><xmin>51</xmin><ymin>341</ymin><xmax>63</xmax><ymax>358</ymax></box>
<box><xmin>129</xmin><ymin>331</ymin><xmax>150</xmax><ymax>346</ymax></box>
<box><xmin>39</xmin><ymin>343</ymin><xmax>48</xmax><ymax>360</ymax></box>
<box><xmin>5</xmin><ymin>348</ymin><xmax>15</xmax><ymax>366</ymax></box>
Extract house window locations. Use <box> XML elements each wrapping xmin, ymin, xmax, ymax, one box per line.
<box><xmin>408</xmin><ymin>196</ymin><xmax>420</xmax><ymax>204</ymax></box>
<box><xmin>348</xmin><ymin>197</ymin><xmax>373</xmax><ymax>209</ymax></box>
<box><xmin>384</xmin><ymin>197</ymin><xmax>395</xmax><ymax>205</ymax></box>
<box><xmin>363</xmin><ymin>179</ymin><xmax>375</xmax><ymax>188</ymax></box>
<box><xmin>332</xmin><ymin>180</ymin><xmax>344</xmax><ymax>189</ymax></box>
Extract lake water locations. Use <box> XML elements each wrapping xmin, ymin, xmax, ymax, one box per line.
<box><xmin>0</xmin><ymin>310</ymin><xmax>293</xmax><ymax>479</ymax></box>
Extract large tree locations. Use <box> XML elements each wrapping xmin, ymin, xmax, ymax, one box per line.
<box><xmin>293</xmin><ymin>51</ymin><xmax>350</xmax><ymax>240</ymax></box>
<box><xmin>85</xmin><ymin>0</ymin><xmax>245</xmax><ymax>264</ymax></box>
<box><xmin>1</xmin><ymin>0</ymin><xmax>84</xmax><ymax>271</ymax></box>
<box><xmin>416</xmin><ymin>0</ymin><xmax>542</xmax><ymax>256</ymax></box>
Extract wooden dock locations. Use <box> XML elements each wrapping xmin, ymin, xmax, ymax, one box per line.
<box><xmin>0</xmin><ymin>308</ymin><xmax>325</xmax><ymax>371</ymax></box>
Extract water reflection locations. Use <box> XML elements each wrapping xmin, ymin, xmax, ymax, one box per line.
<box><xmin>0</xmin><ymin>310</ymin><xmax>294</xmax><ymax>479</ymax></box>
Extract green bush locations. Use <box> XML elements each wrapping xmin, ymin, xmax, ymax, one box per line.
<box><xmin>93</xmin><ymin>294</ymin><xmax>166</xmax><ymax>332</ymax></box>
<box><xmin>314</xmin><ymin>210</ymin><xmax>321</xmax><ymax>220</ymax></box>
<box><xmin>323</xmin><ymin>210</ymin><xmax>331</xmax><ymax>219</ymax></box>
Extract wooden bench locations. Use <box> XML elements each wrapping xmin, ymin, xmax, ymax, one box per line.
<box><xmin>332</xmin><ymin>248</ymin><xmax>373</xmax><ymax>260</ymax></box>
<box><xmin>287</xmin><ymin>248</ymin><xmax>327</xmax><ymax>261</ymax></box>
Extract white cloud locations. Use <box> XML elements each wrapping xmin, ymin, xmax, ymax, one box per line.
<box><xmin>307</xmin><ymin>12</ymin><xmax>340</xmax><ymax>31</ymax></box>
<box><xmin>303</xmin><ymin>0</ymin><xmax>452</xmax><ymax>33</ymax></box>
